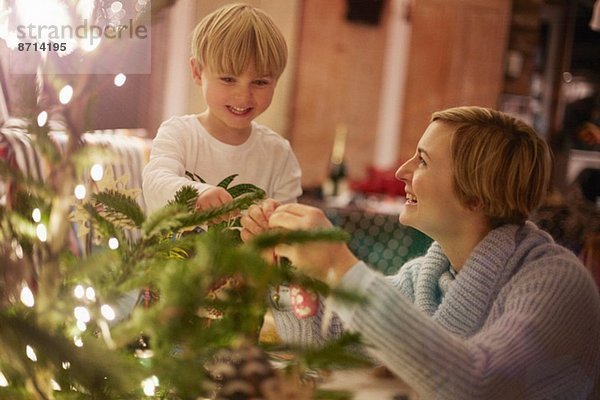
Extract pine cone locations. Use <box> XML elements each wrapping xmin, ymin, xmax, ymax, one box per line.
<box><xmin>206</xmin><ymin>345</ymin><xmax>276</xmax><ymax>400</ymax></box>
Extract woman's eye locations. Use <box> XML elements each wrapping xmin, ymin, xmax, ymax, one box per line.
<box><xmin>417</xmin><ymin>156</ymin><xmax>427</xmax><ymax>166</ymax></box>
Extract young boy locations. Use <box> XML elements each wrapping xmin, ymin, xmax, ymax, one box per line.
<box><xmin>142</xmin><ymin>3</ymin><xmax>302</xmax><ymax>214</ymax></box>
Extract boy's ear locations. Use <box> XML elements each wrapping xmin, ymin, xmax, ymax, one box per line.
<box><xmin>190</xmin><ymin>57</ymin><xmax>202</xmax><ymax>86</ymax></box>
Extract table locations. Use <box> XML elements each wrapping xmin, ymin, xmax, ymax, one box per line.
<box><xmin>320</xmin><ymin>368</ymin><xmax>417</xmax><ymax>400</ymax></box>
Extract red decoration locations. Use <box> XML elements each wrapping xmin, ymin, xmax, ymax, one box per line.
<box><xmin>290</xmin><ymin>285</ymin><xmax>320</xmax><ymax>318</ymax></box>
<box><xmin>349</xmin><ymin>166</ymin><xmax>406</xmax><ymax>197</ymax></box>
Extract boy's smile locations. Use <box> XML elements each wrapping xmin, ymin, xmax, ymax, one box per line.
<box><xmin>190</xmin><ymin>59</ymin><xmax>277</xmax><ymax>144</ymax></box>
<box><xmin>227</xmin><ymin>106</ymin><xmax>253</xmax><ymax>115</ymax></box>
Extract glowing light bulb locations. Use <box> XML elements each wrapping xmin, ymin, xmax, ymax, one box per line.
<box><xmin>20</xmin><ymin>285</ymin><xmax>35</xmax><ymax>307</ymax></box>
<box><xmin>16</xmin><ymin>246</ymin><xmax>23</xmax><ymax>258</ymax></box>
<box><xmin>73</xmin><ymin>336</ymin><xmax>83</xmax><ymax>347</ymax></box>
<box><xmin>0</xmin><ymin>371</ymin><xmax>8</xmax><ymax>387</ymax></box>
<box><xmin>108</xmin><ymin>237</ymin><xmax>119</xmax><ymax>250</ymax></box>
<box><xmin>81</xmin><ymin>36</ymin><xmax>101</xmax><ymax>52</ymax></box>
<box><xmin>101</xmin><ymin>304</ymin><xmax>116</xmax><ymax>321</ymax></box>
<box><xmin>26</xmin><ymin>345</ymin><xmax>37</xmax><ymax>362</ymax></box>
<box><xmin>74</xmin><ymin>285</ymin><xmax>85</xmax><ymax>299</ymax></box>
<box><xmin>77</xmin><ymin>0</ymin><xmax>95</xmax><ymax>19</ymax></box>
<box><xmin>74</xmin><ymin>306</ymin><xmax>90</xmax><ymax>323</ymax></box>
<box><xmin>14</xmin><ymin>241</ymin><xmax>24</xmax><ymax>259</ymax></box>
<box><xmin>90</xmin><ymin>164</ymin><xmax>104</xmax><ymax>181</ymax></box>
<box><xmin>114</xmin><ymin>73</ymin><xmax>126</xmax><ymax>87</ymax></box>
<box><xmin>6</xmin><ymin>33</ymin><xmax>18</xmax><ymax>49</ymax></box>
<box><xmin>32</xmin><ymin>208</ymin><xmax>41</xmax><ymax>223</ymax></box>
<box><xmin>74</xmin><ymin>184</ymin><xmax>86</xmax><ymax>200</ymax></box>
<box><xmin>62</xmin><ymin>361</ymin><xmax>70</xmax><ymax>369</ymax></box>
<box><xmin>50</xmin><ymin>379</ymin><xmax>61</xmax><ymax>391</ymax></box>
<box><xmin>85</xmin><ymin>287</ymin><xmax>96</xmax><ymax>301</ymax></box>
<box><xmin>110</xmin><ymin>1</ymin><xmax>123</xmax><ymax>13</ymax></box>
<box><xmin>76</xmin><ymin>320</ymin><xmax>87</xmax><ymax>331</ymax></box>
<box><xmin>37</xmin><ymin>111</ymin><xmax>48</xmax><ymax>127</ymax></box>
<box><xmin>141</xmin><ymin>376</ymin><xmax>159</xmax><ymax>396</ymax></box>
<box><xmin>59</xmin><ymin>85</ymin><xmax>73</xmax><ymax>104</ymax></box>
<box><xmin>36</xmin><ymin>224</ymin><xmax>47</xmax><ymax>242</ymax></box>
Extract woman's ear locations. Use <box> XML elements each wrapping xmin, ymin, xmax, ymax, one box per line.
<box><xmin>466</xmin><ymin>197</ymin><xmax>483</xmax><ymax>212</ymax></box>
<box><xmin>190</xmin><ymin>58</ymin><xmax>202</xmax><ymax>86</ymax></box>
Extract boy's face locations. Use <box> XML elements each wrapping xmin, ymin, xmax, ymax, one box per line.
<box><xmin>190</xmin><ymin>58</ymin><xmax>278</xmax><ymax>138</ymax></box>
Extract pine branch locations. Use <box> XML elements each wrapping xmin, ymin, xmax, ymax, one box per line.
<box><xmin>168</xmin><ymin>185</ymin><xmax>198</xmax><ymax>212</ymax></box>
<box><xmin>141</xmin><ymin>203</ymin><xmax>189</xmax><ymax>237</ymax></box>
<box><xmin>92</xmin><ymin>189</ymin><xmax>145</xmax><ymax>228</ymax></box>
<box><xmin>250</xmin><ymin>228</ymin><xmax>351</xmax><ymax>249</ymax></box>
<box><xmin>175</xmin><ymin>191</ymin><xmax>264</xmax><ymax>230</ymax></box>
<box><xmin>30</xmin><ymin>125</ymin><xmax>61</xmax><ymax>165</ymax></box>
<box><xmin>82</xmin><ymin>203</ymin><xmax>119</xmax><ymax>239</ymax></box>
<box><xmin>140</xmin><ymin>235</ymin><xmax>191</xmax><ymax>260</ymax></box>
<box><xmin>265</xmin><ymin>332</ymin><xmax>369</xmax><ymax>372</ymax></box>
<box><xmin>0</xmin><ymin>160</ymin><xmax>53</xmax><ymax>199</ymax></box>
<box><xmin>0</xmin><ymin>310</ymin><xmax>144</xmax><ymax>398</ymax></box>
<box><xmin>3</xmin><ymin>210</ymin><xmax>37</xmax><ymax>245</ymax></box>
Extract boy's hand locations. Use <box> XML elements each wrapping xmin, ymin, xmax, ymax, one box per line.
<box><xmin>195</xmin><ymin>186</ymin><xmax>235</xmax><ymax>222</ymax></box>
<box><xmin>240</xmin><ymin>198</ymin><xmax>280</xmax><ymax>243</ymax></box>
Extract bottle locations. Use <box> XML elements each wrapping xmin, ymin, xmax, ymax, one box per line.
<box><xmin>325</xmin><ymin>124</ymin><xmax>348</xmax><ymax>197</ymax></box>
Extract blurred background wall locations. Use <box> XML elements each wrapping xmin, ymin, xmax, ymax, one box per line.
<box><xmin>1</xmin><ymin>0</ymin><xmax>598</xmax><ymax>192</ymax></box>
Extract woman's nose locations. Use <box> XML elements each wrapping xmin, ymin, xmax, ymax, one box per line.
<box><xmin>395</xmin><ymin>158</ymin><xmax>413</xmax><ymax>181</ymax></box>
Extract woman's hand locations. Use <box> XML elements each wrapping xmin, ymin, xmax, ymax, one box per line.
<box><xmin>240</xmin><ymin>198</ymin><xmax>280</xmax><ymax>243</ymax></box>
<box><xmin>268</xmin><ymin>204</ymin><xmax>358</xmax><ymax>283</ymax></box>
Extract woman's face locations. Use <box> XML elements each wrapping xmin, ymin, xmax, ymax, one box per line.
<box><xmin>395</xmin><ymin>121</ymin><xmax>475</xmax><ymax>241</ymax></box>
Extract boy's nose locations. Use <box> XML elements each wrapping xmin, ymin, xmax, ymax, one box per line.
<box><xmin>234</xmin><ymin>86</ymin><xmax>252</xmax><ymax>102</ymax></box>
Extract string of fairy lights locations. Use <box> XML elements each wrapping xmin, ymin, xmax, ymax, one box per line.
<box><xmin>9</xmin><ymin>202</ymin><xmax>157</xmax><ymax>395</ymax></box>
<box><xmin>8</xmin><ymin>214</ymin><xmax>160</xmax><ymax>397</ymax></box>
<box><xmin>6</xmin><ymin>154</ymin><xmax>158</xmax><ymax>395</ymax></box>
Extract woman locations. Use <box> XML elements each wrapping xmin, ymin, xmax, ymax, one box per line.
<box><xmin>241</xmin><ymin>106</ymin><xmax>600</xmax><ymax>399</ymax></box>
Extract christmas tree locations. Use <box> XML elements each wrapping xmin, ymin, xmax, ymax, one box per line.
<box><xmin>0</xmin><ymin>2</ymin><xmax>367</xmax><ymax>399</ymax></box>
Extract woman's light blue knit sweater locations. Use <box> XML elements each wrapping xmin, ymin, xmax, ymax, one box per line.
<box><xmin>271</xmin><ymin>222</ymin><xmax>600</xmax><ymax>399</ymax></box>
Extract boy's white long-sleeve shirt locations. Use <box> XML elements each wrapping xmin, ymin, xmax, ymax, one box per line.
<box><xmin>142</xmin><ymin>115</ymin><xmax>302</xmax><ymax>213</ymax></box>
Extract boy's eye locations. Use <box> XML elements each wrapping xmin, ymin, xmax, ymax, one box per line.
<box><xmin>253</xmin><ymin>79</ymin><xmax>271</xmax><ymax>86</ymax></box>
<box><xmin>219</xmin><ymin>77</ymin><xmax>235</xmax><ymax>83</ymax></box>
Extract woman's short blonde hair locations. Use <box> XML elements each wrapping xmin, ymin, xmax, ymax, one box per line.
<box><xmin>190</xmin><ymin>3</ymin><xmax>287</xmax><ymax>78</ymax></box>
<box><xmin>431</xmin><ymin>106</ymin><xmax>552</xmax><ymax>227</ymax></box>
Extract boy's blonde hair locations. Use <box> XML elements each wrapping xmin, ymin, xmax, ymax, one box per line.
<box><xmin>191</xmin><ymin>3</ymin><xmax>287</xmax><ymax>78</ymax></box>
<box><xmin>431</xmin><ymin>106</ymin><xmax>551</xmax><ymax>227</ymax></box>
